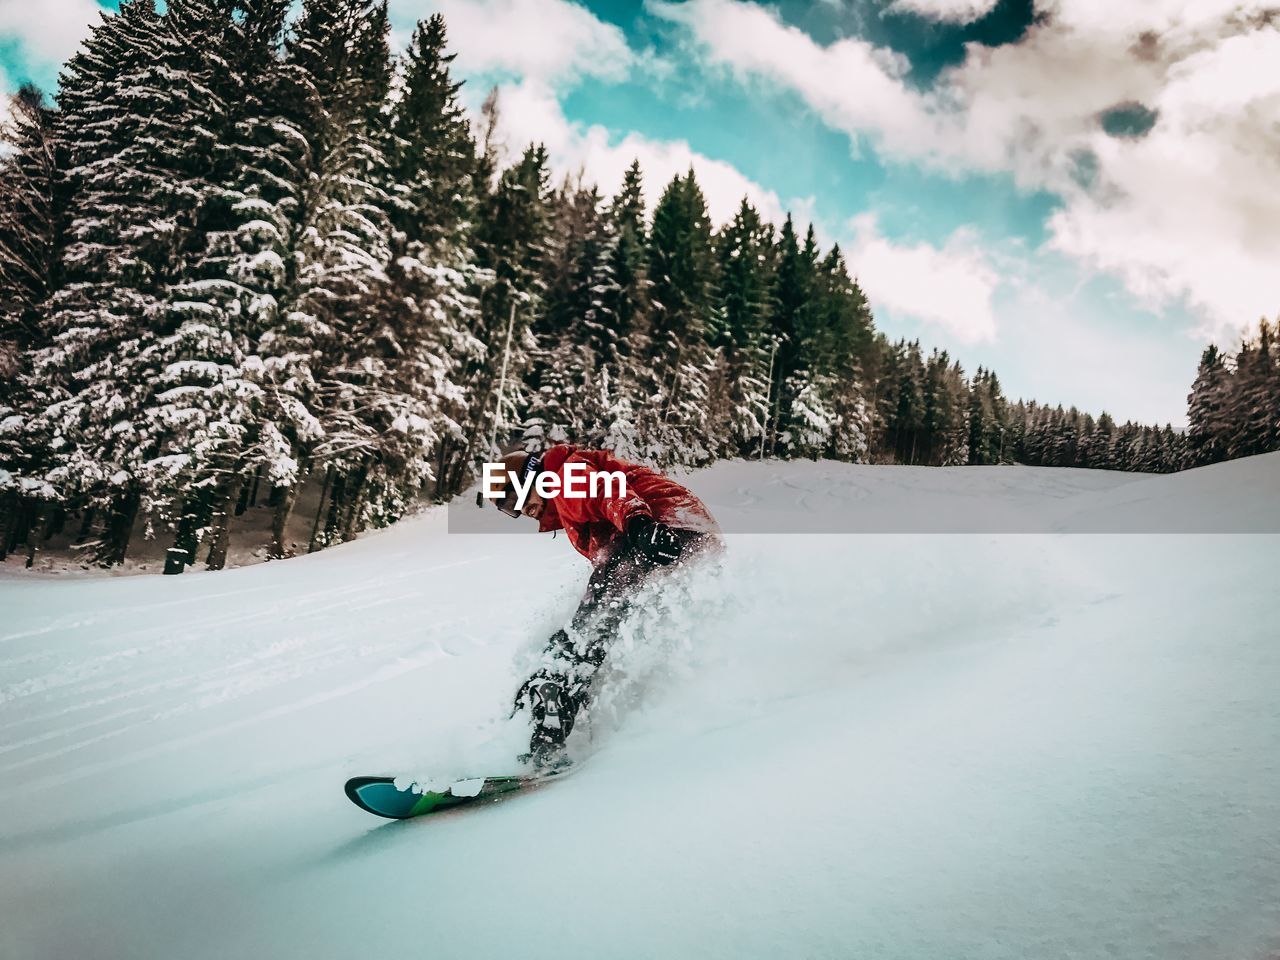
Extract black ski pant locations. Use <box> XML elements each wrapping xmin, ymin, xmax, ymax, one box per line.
<box><xmin>521</xmin><ymin>528</ymin><xmax>718</xmax><ymax>708</ymax></box>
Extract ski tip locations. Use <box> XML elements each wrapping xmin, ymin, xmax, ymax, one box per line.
<box><xmin>344</xmin><ymin>776</ymin><xmax>415</xmax><ymax>819</ymax></box>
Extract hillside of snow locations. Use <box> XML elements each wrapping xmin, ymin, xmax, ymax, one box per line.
<box><xmin>2</xmin><ymin>456</ymin><xmax>1279</xmax><ymax>959</ymax></box>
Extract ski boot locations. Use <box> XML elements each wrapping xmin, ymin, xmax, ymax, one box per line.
<box><xmin>514</xmin><ymin>675</ymin><xmax>579</xmax><ymax>770</ymax></box>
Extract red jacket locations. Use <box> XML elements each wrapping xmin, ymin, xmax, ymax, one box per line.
<box><xmin>536</xmin><ymin>445</ymin><xmax>720</xmax><ymax>564</ymax></box>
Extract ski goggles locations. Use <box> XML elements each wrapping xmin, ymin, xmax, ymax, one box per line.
<box><xmin>494</xmin><ymin>453</ymin><xmax>542</xmax><ymax>518</ymax></box>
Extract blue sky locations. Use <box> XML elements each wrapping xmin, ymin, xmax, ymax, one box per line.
<box><xmin>5</xmin><ymin>0</ymin><xmax>1278</xmax><ymax>425</ymax></box>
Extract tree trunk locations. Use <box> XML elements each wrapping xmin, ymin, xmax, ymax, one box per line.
<box><xmin>45</xmin><ymin>506</ymin><xmax>66</xmax><ymax>539</ymax></box>
<box><xmin>24</xmin><ymin>502</ymin><xmax>44</xmax><ymax>569</ymax></box>
<box><xmin>270</xmin><ymin>482</ymin><xmax>300</xmax><ymax>560</ymax></box>
<box><xmin>173</xmin><ymin>489</ymin><xmax>212</xmax><ymax>565</ymax></box>
<box><xmin>307</xmin><ymin>466</ymin><xmax>333</xmax><ymax>554</ymax></box>
<box><xmin>0</xmin><ymin>491</ymin><xmax>15</xmax><ymax>561</ymax></box>
<box><xmin>6</xmin><ymin>496</ymin><xmax>34</xmax><ymax>555</ymax></box>
<box><xmin>205</xmin><ymin>485</ymin><xmax>237</xmax><ymax>571</ymax></box>
<box><xmin>322</xmin><ymin>473</ymin><xmax>347</xmax><ymax>547</ymax></box>
<box><xmin>76</xmin><ymin>507</ymin><xmax>97</xmax><ymax>543</ymax></box>
<box><xmin>432</xmin><ymin>440</ymin><xmax>451</xmax><ymax>501</ymax></box>
<box><xmin>234</xmin><ymin>475</ymin><xmax>252</xmax><ymax>517</ymax></box>
<box><xmin>340</xmin><ymin>459</ymin><xmax>370</xmax><ymax>541</ymax></box>
<box><xmin>249</xmin><ymin>467</ymin><xmax>262</xmax><ymax>508</ymax></box>
<box><xmin>96</xmin><ymin>490</ymin><xmax>140</xmax><ymax>567</ymax></box>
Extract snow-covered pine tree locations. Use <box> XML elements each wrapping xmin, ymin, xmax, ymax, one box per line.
<box><xmin>1084</xmin><ymin>413</ymin><xmax>1102</xmax><ymax>468</ymax></box>
<box><xmin>127</xmin><ymin>0</ymin><xmax>286</xmax><ymax>571</ymax></box>
<box><xmin>941</xmin><ymin>360</ymin><xmax>970</xmax><ymax>465</ymax></box>
<box><xmin>0</xmin><ymin>85</ymin><xmax>58</xmax><ymax>366</ymax></box>
<box><xmin>1161</xmin><ymin>424</ymin><xmax>1186</xmax><ymax>471</ymax></box>
<box><xmin>605</xmin><ymin>160</ymin><xmax>651</xmax><ymax>360</ymax></box>
<box><xmin>219</xmin><ymin>0</ymin><xmax>327</xmax><ymax>558</ymax></box>
<box><xmin>646</xmin><ymin>169</ymin><xmax>718</xmax><ymax>465</ymax></box>
<box><xmin>763</xmin><ymin>215</ymin><xmax>812</xmax><ymax>458</ymax></box>
<box><xmin>714</xmin><ymin>197</ymin><xmax>775</xmax><ymax>457</ymax></box>
<box><xmin>782</xmin><ymin>372</ymin><xmax>838</xmax><ymax>459</ymax></box>
<box><xmin>965</xmin><ymin>367</ymin><xmax>990</xmax><ymax>464</ymax></box>
<box><xmin>1185</xmin><ymin>344</ymin><xmax>1232</xmax><ymax>466</ymax></box>
<box><xmin>1051</xmin><ymin>406</ymin><xmax>1076</xmax><ymax>467</ymax></box>
<box><xmin>1226</xmin><ymin>320</ymin><xmax>1278</xmax><ymax>460</ymax></box>
<box><xmin>811</xmin><ymin>245</ymin><xmax>874</xmax><ymax>462</ymax></box>
<box><xmin>287</xmin><ymin>0</ymin><xmax>402</xmax><ymax>547</ymax></box>
<box><xmin>920</xmin><ymin>351</ymin><xmax>961</xmax><ymax>466</ymax></box>
<box><xmin>859</xmin><ymin>334</ymin><xmax>898</xmax><ymax>460</ymax></box>
<box><xmin>591</xmin><ymin>160</ymin><xmax>652</xmax><ymax>456</ymax></box>
<box><xmin>376</xmin><ymin>14</ymin><xmax>486</xmax><ymax>512</ymax></box>
<box><xmin>886</xmin><ymin>340</ymin><xmax>925</xmax><ymax>463</ymax></box>
<box><xmin>1089</xmin><ymin>411</ymin><xmax>1116</xmax><ymax>469</ymax></box>
<box><xmin>387</xmin><ymin>15</ymin><xmax>475</xmax><ymax>256</ymax></box>
<box><xmin>33</xmin><ymin>0</ymin><xmax>242</xmax><ymax>566</ymax></box>
<box><xmin>1109</xmin><ymin>421</ymin><xmax>1138</xmax><ymax>470</ymax></box>
<box><xmin>463</xmin><ymin>143</ymin><xmax>552</xmax><ymax>475</ymax></box>
<box><xmin>985</xmin><ymin>371</ymin><xmax>1010</xmax><ymax>463</ymax></box>
<box><xmin>524</xmin><ymin>181</ymin><xmax>621</xmax><ymax>449</ymax></box>
<box><xmin>0</xmin><ymin>85</ymin><xmax>62</xmax><ymax>559</ymax></box>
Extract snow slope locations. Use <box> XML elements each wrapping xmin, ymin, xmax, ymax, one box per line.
<box><xmin>2</xmin><ymin>456</ymin><xmax>1279</xmax><ymax>960</ymax></box>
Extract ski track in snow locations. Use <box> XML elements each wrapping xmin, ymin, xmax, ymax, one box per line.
<box><xmin>1</xmin><ymin>457</ymin><xmax>1279</xmax><ymax>960</ymax></box>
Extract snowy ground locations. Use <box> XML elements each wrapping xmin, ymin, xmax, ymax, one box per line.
<box><xmin>2</xmin><ymin>456</ymin><xmax>1278</xmax><ymax>959</ymax></box>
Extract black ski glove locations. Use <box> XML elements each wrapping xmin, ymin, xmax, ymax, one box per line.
<box><xmin>627</xmin><ymin>514</ymin><xmax>682</xmax><ymax>566</ymax></box>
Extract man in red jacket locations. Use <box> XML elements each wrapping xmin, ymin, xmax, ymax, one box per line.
<box><xmin>488</xmin><ymin>444</ymin><xmax>722</xmax><ymax>766</ymax></box>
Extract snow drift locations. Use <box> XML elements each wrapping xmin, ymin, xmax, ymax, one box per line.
<box><xmin>1</xmin><ymin>456</ymin><xmax>1278</xmax><ymax>959</ymax></box>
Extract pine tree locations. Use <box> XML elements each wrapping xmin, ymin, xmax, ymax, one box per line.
<box><xmin>646</xmin><ymin>169</ymin><xmax>717</xmax><ymax>463</ymax></box>
<box><xmin>523</xmin><ymin>181</ymin><xmax>620</xmax><ymax>449</ymax></box>
<box><xmin>605</xmin><ymin>160</ymin><xmax>651</xmax><ymax>361</ymax></box>
<box><xmin>388</xmin><ymin>15</ymin><xmax>475</xmax><ymax>252</ymax></box>
<box><xmin>766</xmin><ymin>215</ymin><xmax>815</xmax><ymax>456</ymax></box>
<box><xmin>590</xmin><ymin>169</ymin><xmax>654</xmax><ymax>456</ymax></box>
<box><xmin>287</xmin><ymin>0</ymin><xmax>415</xmax><ymax>547</ymax></box>
<box><xmin>0</xmin><ymin>86</ymin><xmax>59</xmax><ymax>363</ymax></box>
<box><xmin>1228</xmin><ymin>320</ymin><xmax>1278</xmax><ymax>459</ymax></box>
<box><xmin>136</xmin><ymin>0</ymin><xmax>279</xmax><ymax>570</ymax></box>
<box><xmin>966</xmin><ymin>368</ymin><xmax>1006</xmax><ymax>465</ymax></box>
<box><xmin>32</xmin><ymin>0</ymin><xmax>247</xmax><ymax>565</ymax></box>
<box><xmin>0</xmin><ymin>85</ymin><xmax>62</xmax><ymax>553</ymax></box>
<box><xmin>714</xmin><ymin>197</ymin><xmax>775</xmax><ymax>456</ymax></box>
<box><xmin>379</xmin><ymin>14</ymin><xmax>486</xmax><ymax>511</ymax></box>
<box><xmin>1186</xmin><ymin>344</ymin><xmax>1232</xmax><ymax>466</ymax></box>
<box><xmin>220</xmin><ymin>0</ymin><xmax>326</xmax><ymax>557</ymax></box>
<box><xmin>455</xmin><ymin>142</ymin><xmax>552</xmax><ymax>482</ymax></box>
<box><xmin>0</xmin><ymin>84</ymin><xmax>61</xmax><ymax>527</ymax></box>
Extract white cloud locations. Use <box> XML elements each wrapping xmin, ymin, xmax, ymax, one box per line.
<box><xmin>395</xmin><ymin>0</ymin><xmax>634</xmax><ymax>86</ymax></box>
<box><xmin>0</xmin><ymin>0</ymin><xmax>101</xmax><ymax>66</ymax></box>
<box><xmin>843</xmin><ymin>214</ymin><xmax>999</xmax><ymax>343</ymax></box>
<box><xmin>484</xmin><ymin>79</ymin><xmax>793</xmax><ymax>225</ymax></box>
<box><xmin>885</xmin><ymin>0</ymin><xmax>1001</xmax><ymax>25</ymax></box>
<box><xmin>652</xmin><ymin>0</ymin><xmax>1280</xmax><ymax>341</ymax></box>
<box><xmin>651</xmin><ymin>0</ymin><xmax>935</xmax><ymax>159</ymax></box>
<box><xmin>1045</xmin><ymin>26</ymin><xmax>1280</xmax><ymax>336</ymax></box>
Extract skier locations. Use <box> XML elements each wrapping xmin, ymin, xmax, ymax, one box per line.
<box><xmin>489</xmin><ymin>445</ymin><xmax>722</xmax><ymax>766</ymax></box>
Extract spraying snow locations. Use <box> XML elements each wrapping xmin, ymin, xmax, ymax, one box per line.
<box><xmin>1</xmin><ymin>456</ymin><xmax>1278</xmax><ymax>959</ymax></box>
